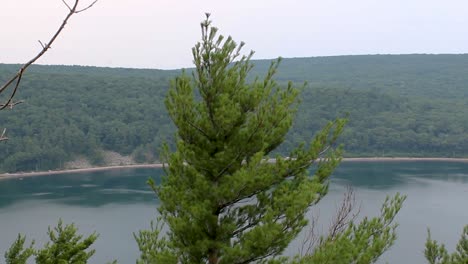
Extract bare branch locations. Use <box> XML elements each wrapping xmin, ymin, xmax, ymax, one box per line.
<box><xmin>299</xmin><ymin>186</ymin><xmax>361</xmax><ymax>256</ymax></box>
<box><xmin>0</xmin><ymin>69</ymin><xmax>24</xmax><ymax>110</ymax></box>
<box><xmin>61</xmin><ymin>0</ymin><xmax>73</xmax><ymax>11</ymax></box>
<box><xmin>76</xmin><ymin>0</ymin><xmax>98</xmax><ymax>13</ymax></box>
<box><xmin>327</xmin><ymin>186</ymin><xmax>361</xmax><ymax>241</ymax></box>
<box><xmin>38</xmin><ymin>40</ymin><xmax>46</xmax><ymax>49</ymax></box>
<box><xmin>0</xmin><ymin>100</ymin><xmax>24</xmax><ymax>109</ymax></box>
<box><xmin>299</xmin><ymin>210</ymin><xmax>320</xmax><ymax>256</ymax></box>
<box><xmin>0</xmin><ymin>129</ymin><xmax>8</xmax><ymax>141</ymax></box>
<box><xmin>0</xmin><ymin>0</ymin><xmax>98</xmax><ymax>109</ymax></box>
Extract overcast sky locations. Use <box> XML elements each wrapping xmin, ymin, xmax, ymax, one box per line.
<box><xmin>1</xmin><ymin>0</ymin><xmax>468</xmax><ymax>69</ymax></box>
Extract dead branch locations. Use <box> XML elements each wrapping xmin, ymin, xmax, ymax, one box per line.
<box><xmin>327</xmin><ymin>185</ymin><xmax>361</xmax><ymax>241</ymax></box>
<box><xmin>61</xmin><ymin>0</ymin><xmax>73</xmax><ymax>11</ymax></box>
<box><xmin>38</xmin><ymin>40</ymin><xmax>46</xmax><ymax>49</ymax></box>
<box><xmin>0</xmin><ymin>100</ymin><xmax>24</xmax><ymax>109</ymax></box>
<box><xmin>0</xmin><ymin>129</ymin><xmax>8</xmax><ymax>141</ymax></box>
<box><xmin>299</xmin><ymin>185</ymin><xmax>361</xmax><ymax>256</ymax></box>
<box><xmin>299</xmin><ymin>210</ymin><xmax>320</xmax><ymax>256</ymax></box>
<box><xmin>76</xmin><ymin>0</ymin><xmax>98</xmax><ymax>13</ymax></box>
<box><xmin>0</xmin><ymin>0</ymin><xmax>98</xmax><ymax>140</ymax></box>
<box><xmin>0</xmin><ymin>0</ymin><xmax>99</xmax><ymax>108</ymax></box>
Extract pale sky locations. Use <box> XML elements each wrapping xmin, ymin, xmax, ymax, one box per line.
<box><xmin>1</xmin><ymin>0</ymin><xmax>468</xmax><ymax>69</ymax></box>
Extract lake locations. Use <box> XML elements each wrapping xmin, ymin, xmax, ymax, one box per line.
<box><xmin>0</xmin><ymin>161</ymin><xmax>467</xmax><ymax>263</ymax></box>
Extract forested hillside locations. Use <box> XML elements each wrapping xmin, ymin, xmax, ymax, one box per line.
<box><xmin>1</xmin><ymin>54</ymin><xmax>468</xmax><ymax>172</ymax></box>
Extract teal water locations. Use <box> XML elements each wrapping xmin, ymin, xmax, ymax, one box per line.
<box><xmin>0</xmin><ymin>162</ymin><xmax>467</xmax><ymax>263</ymax></box>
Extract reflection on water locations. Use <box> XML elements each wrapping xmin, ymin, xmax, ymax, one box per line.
<box><xmin>0</xmin><ymin>162</ymin><xmax>467</xmax><ymax>264</ymax></box>
<box><xmin>0</xmin><ymin>168</ymin><xmax>163</xmax><ymax>207</ymax></box>
<box><xmin>333</xmin><ymin>161</ymin><xmax>468</xmax><ymax>189</ymax></box>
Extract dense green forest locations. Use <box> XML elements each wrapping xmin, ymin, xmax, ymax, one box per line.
<box><xmin>1</xmin><ymin>54</ymin><xmax>468</xmax><ymax>173</ymax></box>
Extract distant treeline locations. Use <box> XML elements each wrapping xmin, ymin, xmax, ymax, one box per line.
<box><xmin>1</xmin><ymin>54</ymin><xmax>468</xmax><ymax>172</ymax></box>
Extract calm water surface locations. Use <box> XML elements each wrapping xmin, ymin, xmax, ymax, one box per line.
<box><xmin>0</xmin><ymin>161</ymin><xmax>467</xmax><ymax>263</ymax></box>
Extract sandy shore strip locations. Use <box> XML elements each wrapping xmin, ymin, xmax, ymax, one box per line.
<box><xmin>0</xmin><ymin>163</ymin><xmax>165</xmax><ymax>180</ymax></box>
<box><xmin>341</xmin><ymin>157</ymin><xmax>468</xmax><ymax>162</ymax></box>
<box><xmin>2</xmin><ymin>157</ymin><xmax>468</xmax><ymax>180</ymax></box>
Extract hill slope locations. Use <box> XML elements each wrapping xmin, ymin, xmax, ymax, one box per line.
<box><xmin>1</xmin><ymin>54</ymin><xmax>468</xmax><ymax>172</ymax></box>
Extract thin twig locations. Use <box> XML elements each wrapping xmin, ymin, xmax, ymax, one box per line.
<box><xmin>0</xmin><ymin>0</ymin><xmax>98</xmax><ymax>140</ymax></box>
<box><xmin>0</xmin><ymin>69</ymin><xmax>24</xmax><ymax>110</ymax></box>
<box><xmin>0</xmin><ymin>100</ymin><xmax>24</xmax><ymax>109</ymax></box>
<box><xmin>299</xmin><ymin>186</ymin><xmax>361</xmax><ymax>256</ymax></box>
<box><xmin>38</xmin><ymin>40</ymin><xmax>46</xmax><ymax>49</ymax></box>
<box><xmin>0</xmin><ymin>0</ymin><xmax>98</xmax><ymax>102</ymax></box>
<box><xmin>328</xmin><ymin>186</ymin><xmax>361</xmax><ymax>240</ymax></box>
<box><xmin>0</xmin><ymin>129</ymin><xmax>8</xmax><ymax>141</ymax></box>
<box><xmin>61</xmin><ymin>0</ymin><xmax>72</xmax><ymax>11</ymax></box>
<box><xmin>299</xmin><ymin>210</ymin><xmax>320</xmax><ymax>256</ymax></box>
<box><xmin>76</xmin><ymin>0</ymin><xmax>98</xmax><ymax>13</ymax></box>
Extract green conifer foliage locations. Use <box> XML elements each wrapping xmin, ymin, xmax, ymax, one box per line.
<box><xmin>293</xmin><ymin>193</ymin><xmax>406</xmax><ymax>264</ymax></box>
<box><xmin>35</xmin><ymin>219</ymin><xmax>98</xmax><ymax>264</ymax></box>
<box><xmin>4</xmin><ymin>220</ymin><xmax>98</xmax><ymax>264</ymax></box>
<box><xmin>425</xmin><ymin>225</ymin><xmax>468</xmax><ymax>264</ymax></box>
<box><xmin>4</xmin><ymin>234</ymin><xmax>34</xmax><ymax>264</ymax></box>
<box><xmin>139</xmin><ymin>14</ymin><xmax>346</xmax><ymax>264</ymax></box>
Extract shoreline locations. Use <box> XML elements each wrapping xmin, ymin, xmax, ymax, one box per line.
<box><xmin>0</xmin><ymin>164</ymin><xmax>165</xmax><ymax>180</ymax></box>
<box><xmin>1</xmin><ymin>157</ymin><xmax>468</xmax><ymax>180</ymax></box>
<box><xmin>341</xmin><ymin>157</ymin><xmax>468</xmax><ymax>162</ymax></box>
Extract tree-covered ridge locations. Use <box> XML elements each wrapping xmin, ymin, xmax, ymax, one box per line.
<box><xmin>0</xmin><ymin>65</ymin><xmax>176</xmax><ymax>171</ymax></box>
<box><xmin>1</xmin><ymin>54</ymin><xmax>468</xmax><ymax>172</ymax></box>
<box><xmin>295</xmin><ymin>88</ymin><xmax>468</xmax><ymax>157</ymax></box>
<box><xmin>251</xmin><ymin>54</ymin><xmax>468</xmax><ymax>99</ymax></box>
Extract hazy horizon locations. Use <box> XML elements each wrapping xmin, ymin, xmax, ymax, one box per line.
<box><xmin>2</xmin><ymin>0</ymin><xmax>468</xmax><ymax>69</ymax></box>
<box><xmin>3</xmin><ymin>52</ymin><xmax>468</xmax><ymax>71</ymax></box>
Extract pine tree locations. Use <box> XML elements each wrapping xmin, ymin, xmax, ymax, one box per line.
<box><xmin>4</xmin><ymin>220</ymin><xmax>99</xmax><ymax>264</ymax></box>
<box><xmin>293</xmin><ymin>193</ymin><xmax>406</xmax><ymax>264</ymax></box>
<box><xmin>35</xmin><ymin>219</ymin><xmax>98</xmax><ymax>264</ymax></box>
<box><xmin>425</xmin><ymin>225</ymin><xmax>468</xmax><ymax>264</ymax></box>
<box><xmin>4</xmin><ymin>234</ymin><xmax>34</xmax><ymax>264</ymax></box>
<box><xmin>137</xmin><ymin>14</ymin><xmax>347</xmax><ymax>263</ymax></box>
